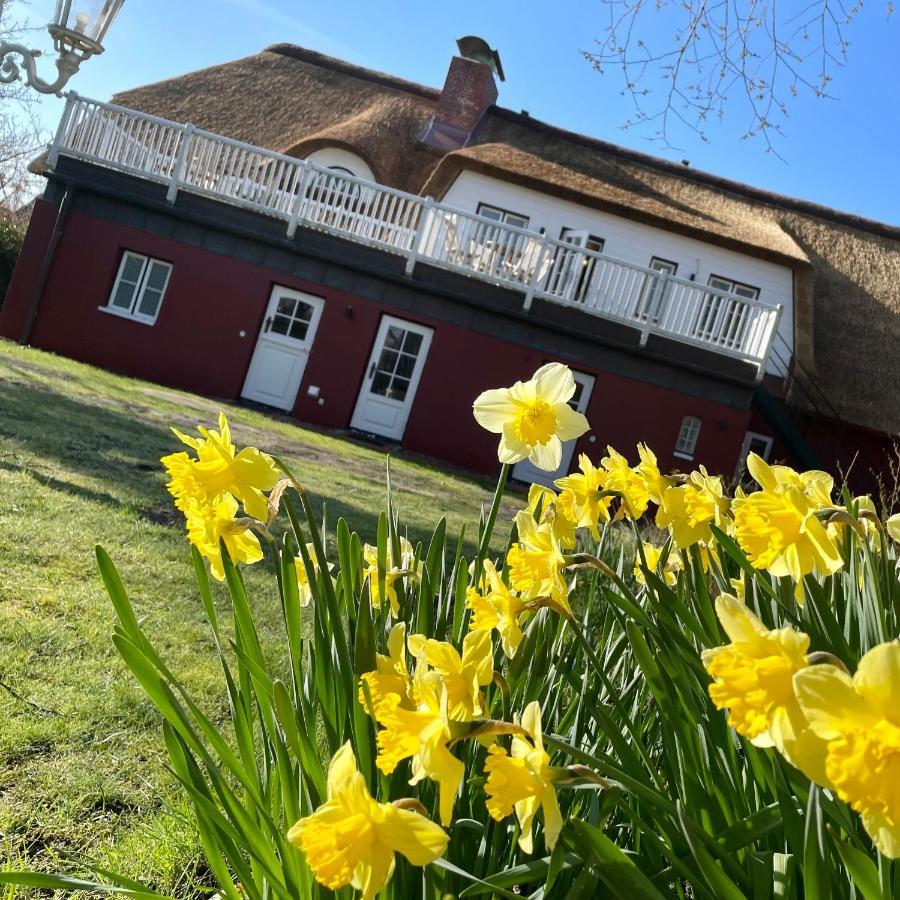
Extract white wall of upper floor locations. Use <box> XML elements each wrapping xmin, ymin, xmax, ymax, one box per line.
<box><xmin>440</xmin><ymin>170</ymin><xmax>794</xmax><ymax>376</ymax></box>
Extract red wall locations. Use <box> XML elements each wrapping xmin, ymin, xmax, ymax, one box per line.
<box><xmin>1</xmin><ymin>208</ymin><xmax>751</xmax><ymax>478</ymax></box>
<box><xmin>0</xmin><ymin>199</ymin><xmax>60</xmax><ymax>340</ymax></box>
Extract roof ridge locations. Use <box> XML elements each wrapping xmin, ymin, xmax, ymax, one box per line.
<box><xmin>263</xmin><ymin>43</ymin><xmax>440</xmax><ymax>101</ymax></box>
<box><xmin>488</xmin><ymin>107</ymin><xmax>900</xmax><ymax>239</ymax></box>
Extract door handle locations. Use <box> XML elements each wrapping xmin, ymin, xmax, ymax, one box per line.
<box><xmin>368</xmin><ymin>362</ymin><xmax>376</xmax><ymax>379</ymax></box>
<box><xmin>264</xmin><ymin>315</ymin><xmax>272</xmax><ymax>332</ymax></box>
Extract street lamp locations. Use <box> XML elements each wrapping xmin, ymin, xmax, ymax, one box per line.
<box><xmin>0</xmin><ymin>1</ymin><xmax>125</xmax><ymax>96</ymax></box>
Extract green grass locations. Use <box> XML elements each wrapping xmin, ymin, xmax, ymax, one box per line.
<box><xmin>0</xmin><ymin>340</ymin><xmax>519</xmax><ymax>891</ymax></box>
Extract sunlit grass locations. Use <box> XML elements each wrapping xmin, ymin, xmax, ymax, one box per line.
<box><xmin>0</xmin><ymin>340</ymin><xmax>513</xmax><ymax>892</ymax></box>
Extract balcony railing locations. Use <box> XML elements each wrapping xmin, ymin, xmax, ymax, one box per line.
<box><xmin>49</xmin><ymin>93</ymin><xmax>783</xmax><ymax>373</ymax></box>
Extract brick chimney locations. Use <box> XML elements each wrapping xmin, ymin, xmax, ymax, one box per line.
<box><xmin>422</xmin><ymin>37</ymin><xmax>503</xmax><ymax>150</ymax></box>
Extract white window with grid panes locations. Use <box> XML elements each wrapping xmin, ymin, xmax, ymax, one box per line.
<box><xmin>674</xmin><ymin>415</ymin><xmax>702</xmax><ymax>459</ymax></box>
<box><xmin>104</xmin><ymin>251</ymin><xmax>172</xmax><ymax>324</ymax></box>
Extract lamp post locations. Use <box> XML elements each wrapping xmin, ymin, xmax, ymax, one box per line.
<box><xmin>0</xmin><ymin>1</ymin><xmax>125</xmax><ymax>96</ymax></box>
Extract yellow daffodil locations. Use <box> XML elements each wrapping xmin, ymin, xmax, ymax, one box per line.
<box><xmin>732</xmin><ymin>454</ymin><xmax>843</xmax><ymax>594</ymax></box>
<box><xmin>362</xmin><ymin>538</ymin><xmax>418</xmax><ymax>617</ymax></box>
<box><xmin>359</xmin><ymin>623</ymin><xmax>412</xmax><ymax>713</ymax></box>
<box><xmin>288</xmin><ymin>743</ymin><xmax>448</xmax><ymax>899</ymax></box>
<box><xmin>466</xmin><ymin>560</ymin><xmax>529</xmax><ymax>657</ymax></box>
<box><xmin>887</xmin><ymin>514</ymin><xmax>900</xmax><ymax>543</ymax></box>
<box><xmin>507</xmin><ymin>510</ymin><xmax>570</xmax><ymax>616</ymax></box>
<box><xmin>656</xmin><ymin>467</ymin><xmax>730</xmax><ymax>549</ymax></box>
<box><xmin>294</xmin><ymin>542</ymin><xmax>323</xmax><ymax>608</ymax></box>
<box><xmin>749</xmin><ymin>454</ymin><xmax>835</xmax><ymax>508</ymax></box>
<box><xmin>634</xmin><ymin>542</ymin><xmax>682</xmax><ymax>587</ymax></box>
<box><xmin>184</xmin><ymin>494</ymin><xmax>263</xmax><ymax>581</ymax></box>
<box><xmin>407</xmin><ymin>630</ymin><xmax>493</xmax><ymax>720</ymax></box>
<box><xmin>473</xmin><ymin>363</ymin><xmax>589</xmax><ymax>470</ymax></box>
<box><xmin>794</xmin><ymin>642</ymin><xmax>900</xmax><ymax>858</ymax></box>
<box><xmin>484</xmin><ymin>701</ymin><xmax>563</xmax><ymax>853</ymax></box>
<box><xmin>701</xmin><ymin>594</ymin><xmax>827</xmax><ymax>784</ymax></box>
<box><xmin>162</xmin><ymin>412</ymin><xmax>278</xmax><ymax>522</ymax></box>
<box><xmin>526</xmin><ymin>484</ymin><xmax>577</xmax><ymax>549</ymax></box>
<box><xmin>636</xmin><ymin>442</ymin><xmax>668</xmax><ymax>505</ymax></box>
<box><xmin>601</xmin><ymin>446</ymin><xmax>650</xmax><ymax>520</ymax></box>
<box><xmin>374</xmin><ymin>682</ymin><xmax>465</xmax><ymax>826</ymax></box>
<box><xmin>555</xmin><ymin>453</ymin><xmax>611</xmax><ymax>539</ymax></box>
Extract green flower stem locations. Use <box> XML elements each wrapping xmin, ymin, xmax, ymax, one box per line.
<box><xmin>565</xmin><ymin>616</ymin><xmax>664</xmax><ymax>790</ymax></box>
<box><xmin>473</xmin><ymin>462</ymin><xmax>510</xmax><ymax>585</ymax></box>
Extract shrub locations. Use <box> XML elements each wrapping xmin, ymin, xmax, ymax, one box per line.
<box><xmin>3</xmin><ymin>363</ymin><xmax>899</xmax><ymax>899</ymax></box>
<box><xmin>0</xmin><ymin>219</ymin><xmax>23</xmax><ymax>312</ymax></box>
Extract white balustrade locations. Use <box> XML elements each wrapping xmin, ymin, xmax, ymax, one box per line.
<box><xmin>50</xmin><ymin>93</ymin><xmax>782</xmax><ymax>373</ymax></box>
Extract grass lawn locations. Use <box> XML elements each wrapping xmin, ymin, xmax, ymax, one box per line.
<box><xmin>0</xmin><ymin>340</ymin><xmax>520</xmax><ymax>892</ymax></box>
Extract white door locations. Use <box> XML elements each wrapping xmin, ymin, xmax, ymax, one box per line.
<box><xmin>546</xmin><ymin>229</ymin><xmax>589</xmax><ymax>301</ymax></box>
<box><xmin>512</xmin><ymin>369</ymin><xmax>596</xmax><ymax>488</ymax></box>
<box><xmin>241</xmin><ymin>286</ymin><xmax>325</xmax><ymax>410</ymax></box>
<box><xmin>634</xmin><ymin>257</ymin><xmax>678</xmax><ymax>323</ymax></box>
<box><xmin>350</xmin><ymin>316</ymin><xmax>434</xmax><ymax>440</ymax></box>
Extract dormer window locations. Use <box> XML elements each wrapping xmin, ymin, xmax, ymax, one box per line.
<box><xmin>476</xmin><ymin>203</ymin><xmax>529</xmax><ymax>230</ymax></box>
<box><xmin>304</xmin><ymin>148</ymin><xmax>375</xmax><ymax>182</ymax></box>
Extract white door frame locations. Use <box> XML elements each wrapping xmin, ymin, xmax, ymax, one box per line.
<box><xmin>350</xmin><ymin>315</ymin><xmax>434</xmax><ymax>440</ymax></box>
<box><xmin>241</xmin><ymin>286</ymin><xmax>325</xmax><ymax>410</ymax></box>
<box><xmin>512</xmin><ymin>368</ymin><xmax>596</xmax><ymax>487</ymax></box>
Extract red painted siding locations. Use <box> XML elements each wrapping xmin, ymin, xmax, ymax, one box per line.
<box><xmin>0</xmin><ymin>198</ymin><xmax>60</xmax><ymax>340</ymax></box>
<box><xmin>1</xmin><ymin>208</ymin><xmax>752</xmax><ymax>477</ymax></box>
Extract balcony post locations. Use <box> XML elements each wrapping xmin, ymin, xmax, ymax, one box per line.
<box><xmin>47</xmin><ymin>91</ymin><xmax>77</xmax><ymax>171</ymax></box>
<box><xmin>755</xmin><ymin>302</ymin><xmax>784</xmax><ymax>383</ymax></box>
<box><xmin>639</xmin><ymin>270</ymin><xmax>665</xmax><ymax>346</ymax></box>
<box><xmin>166</xmin><ymin>122</ymin><xmax>195</xmax><ymax>204</ymax></box>
<box><xmin>523</xmin><ymin>239</ymin><xmax>551</xmax><ymax>311</ymax></box>
<box><xmin>286</xmin><ymin>161</ymin><xmax>312</xmax><ymax>239</ymax></box>
<box><xmin>405</xmin><ymin>196</ymin><xmax>433</xmax><ymax>276</ymax></box>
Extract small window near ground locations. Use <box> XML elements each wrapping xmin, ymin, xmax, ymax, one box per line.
<box><xmin>674</xmin><ymin>415</ymin><xmax>702</xmax><ymax>459</ymax></box>
<box><xmin>476</xmin><ymin>203</ymin><xmax>530</xmax><ymax>230</ymax></box>
<box><xmin>105</xmin><ymin>251</ymin><xmax>172</xmax><ymax>324</ymax></box>
<box><xmin>735</xmin><ymin>431</ymin><xmax>774</xmax><ymax>487</ymax></box>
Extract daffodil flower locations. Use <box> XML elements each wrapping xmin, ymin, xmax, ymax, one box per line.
<box><xmin>634</xmin><ymin>542</ymin><xmax>682</xmax><ymax>587</ymax></box>
<box><xmin>526</xmin><ymin>484</ymin><xmax>578</xmax><ymax>549</ymax></box>
<box><xmin>362</xmin><ymin>538</ymin><xmax>418</xmax><ymax>617</ymax></box>
<box><xmin>702</xmin><ymin>594</ymin><xmax>828</xmax><ymax>784</ymax></box>
<box><xmin>732</xmin><ymin>454</ymin><xmax>843</xmax><ymax>595</ymax></box>
<box><xmin>407</xmin><ymin>630</ymin><xmax>494</xmax><ymax>720</ymax></box>
<box><xmin>288</xmin><ymin>743</ymin><xmax>448</xmax><ymax>899</ymax></box>
<box><xmin>507</xmin><ymin>510</ymin><xmax>570</xmax><ymax>616</ymax></box>
<box><xmin>473</xmin><ymin>363</ymin><xmax>589</xmax><ymax>470</ymax></box>
<box><xmin>656</xmin><ymin>467</ymin><xmax>730</xmax><ymax>549</ymax></box>
<box><xmin>555</xmin><ymin>453</ymin><xmax>611</xmax><ymax>539</ymax></box>
<box><xmin>601</xmin><ymin>446</ymin><xmax>650</xmax><ymax>520</ymax></box>
<box><xmin>794</xmin><ymin>641</ymin><xmax>900</xmax><ymax>858</ymax></box>
<box><xmin>359</xmin><ymin>623</ymin><xmax>413</xmax><ymax>713</ymax></box>
<box><xmin>294</xmin><ymin>542</ymin><xmax>326</xmax><ymax>608</ymax></box>
<box><xmin>373</xmin><ymin>678</ymin><xmax>465</xmax><ymax>826</ymax></box>
<box><xmin>183</xmin><ymin>494</ymin><xmax>263</xmax><ymax>581</ymax></box>
<box><xmin>635</xmin><ymin>442</ymin><xmax>669</xmax><ymax>504</ymax></box>
<box><xmin>162</xmin><ymin>412</ymin><xmax>278</xmax><ymax>522</ymax></box>
<box><xmin>484</xmin><ymin>701</ymin><xmax>564</xmax><ymax>853</ymax></box>
<box><xmin>466</xmin><ymin>560</ymin><xmax>529</xmax><ymax>658</ymax></box>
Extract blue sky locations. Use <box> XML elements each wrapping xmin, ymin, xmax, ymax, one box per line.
<box><xmin>15</xmin><ymin>0</ymin><xmax>900</xmax><ymax>223</ymax></box>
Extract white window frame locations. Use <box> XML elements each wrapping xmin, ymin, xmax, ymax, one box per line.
<box><xmin>674</xmin><ymin>415</ymin><xmax>702</xmax><ymax>460</ymax></box>
<box><xmin>476</xmin><ymin>202</ymin><xmax>530</xmax><ymax>230</ymax></box>
<box><xmin>101</xmin><ymin>251</ymin><xmax>172</xmax><ymax>326</ymax></box>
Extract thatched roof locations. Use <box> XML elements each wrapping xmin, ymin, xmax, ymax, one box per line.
<box><xmin>107</xmin><ymin>44</ymin><xmax>900</xmax><ymax>436</ymax></box>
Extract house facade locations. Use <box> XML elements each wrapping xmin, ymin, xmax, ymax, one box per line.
<box><xmin>2</xmin><ymin>41</ymin><xmax>898</xmax><ymax>489</ymax></box>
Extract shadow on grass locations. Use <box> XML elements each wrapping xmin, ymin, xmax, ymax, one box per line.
<box><xmin>0</xmin><ymin>378</ymin><xmax>449</xmax><ymax>551</ymax></box>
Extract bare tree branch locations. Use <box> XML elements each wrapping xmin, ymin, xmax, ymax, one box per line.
<box><xmin>0</xmin><ymin>0</ymin><xmax>48</xmax><ymax>215</ymax></box>
<box><xmin>584</xmin><ymin>0</ymin><xmax>889</xmax><ymax>152</ymax></box>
